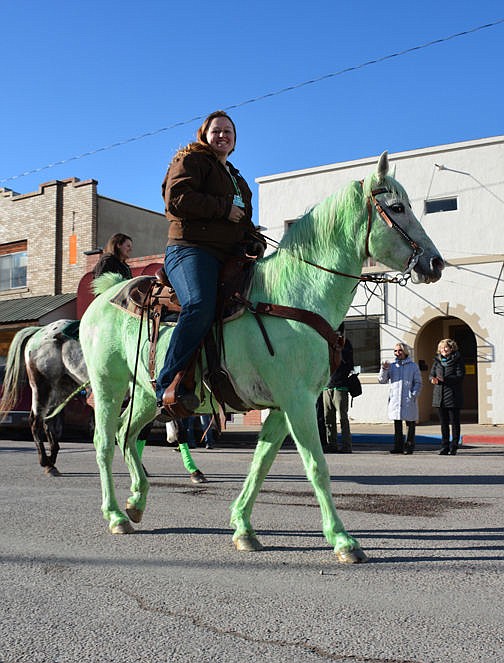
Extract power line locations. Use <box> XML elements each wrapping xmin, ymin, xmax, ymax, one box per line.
<box><xmin>1</xmin><ymin>17</ymin><xmax>503</xmax><ymax>186</ymax></box>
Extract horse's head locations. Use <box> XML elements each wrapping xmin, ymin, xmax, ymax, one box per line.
<box><xmin>363</xmin><ymin>152</ymin><xmax>444</xmax><ymax>284</ymax></box>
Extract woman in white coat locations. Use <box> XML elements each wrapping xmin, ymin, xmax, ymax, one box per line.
<box><xmin>378</xmin><ymin>342</ymin><xmax>422</xmax><ymax>454</ymax></box>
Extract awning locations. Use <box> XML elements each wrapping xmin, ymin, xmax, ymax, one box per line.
<box><xmin>0</xmin><ymin>293</ymin><xmax>76</xmax><ymax>324</ymax></box>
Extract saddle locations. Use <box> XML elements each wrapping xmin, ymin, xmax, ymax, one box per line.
<box><xmin>110</xmin><ymin>256</ymin><xmax>257</xmax><ymax>416</ymax></box>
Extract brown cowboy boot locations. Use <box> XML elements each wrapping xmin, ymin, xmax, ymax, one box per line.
<box><xmin>161</xmin><ymin>370</ymin><xmax>200</xmax><ymax>419</ymax></box>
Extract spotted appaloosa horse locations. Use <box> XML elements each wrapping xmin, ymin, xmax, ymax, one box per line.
<box><xmin>0</xmin><ymin>321</ymin><xmax>88</xmax><ymax>475</ymax></box>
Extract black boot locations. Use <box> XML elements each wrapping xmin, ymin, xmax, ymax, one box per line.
<box><xmin>404</xmin><ymin>422</ymin><xmax>416</xmax><ymax>454</ymax></box>
<box><xmin>390</xmin><ymin>422</ymin><xmax>404</xmax><ymax>454</ymax></box>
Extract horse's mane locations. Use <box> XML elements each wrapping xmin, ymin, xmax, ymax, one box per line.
<box><xmin>92</xmin><ymin>272</ymin><xmax>126</xmax><ymax>296</ymax></box>
<box><xmin>252</xmin><ymin>171</ymin><xmax>408</xmax><ymax>301</ymax></box>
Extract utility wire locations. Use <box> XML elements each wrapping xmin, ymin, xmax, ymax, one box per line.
<box><xmin>1</xmin><ymin>18</ymin><xmax>503</xmax><ymax>185</ymax></box>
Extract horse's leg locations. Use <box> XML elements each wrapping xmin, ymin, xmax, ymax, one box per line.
<box><xmin>172</xmin><ymin>418</ymin><xmax>207</xmax><ymax>484</ymax></box>
<box><xmin>43</xmin><ymin>414</ymin><xmax>62</xmax><ymax>474</ymax></box>
<box><xmin>284</xmin><ymin>407</ymin><xmax>367</xmax><ymax>564</ymax></box>
<box><xmin>116</xmin><ymin>396</ymin><xmax>152</xmax><ymax>525</ymax></box>
<box><xmin>93</xmin><ymin>385</ymin><xmax>134</xmax><ymax>534</ymax></box>
<box><xmin>26</xmin><ymin>368</ymin><xmax>58</xmax><ymax>475</ymax></box>
<box><xmin>230</xmin><ymin>409</ymin><xmax>288</xmax><ymax>551</ymax></box>
<box><xmin>28</xmin><ymin>409</ymin><xmax>56</xmax><ymax>474</ymax></box>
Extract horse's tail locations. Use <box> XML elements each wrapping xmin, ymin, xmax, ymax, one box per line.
<box><xmin>92</xmin><ymin>272</ymin><xmax>126</xmax><ymax>296</ymax></box>
<box><xmin>0</xmin><ymin>326</ymin><xmax>40</xmax><ymax>420</ymax></box>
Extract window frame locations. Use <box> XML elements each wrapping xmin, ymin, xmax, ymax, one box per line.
<box><xmin>424</xmin><ymin>197</ymin><xmax>458</xmax><ymax>214</ymax></box>
<box><xmin>0</xmin><ymin>240</ymin><xmax>28</xmax><ymax>292</ymax></box>
<box><xmin>343</xmin><ymin>316</ymin><xmax>381</xmax><ymax>374</ymax></box>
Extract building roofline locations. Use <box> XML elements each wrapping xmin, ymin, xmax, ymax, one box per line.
<box><xmin>256</xmin><ymin>134</ymin><xmax>504</xmax><ymax>184</ymax></box>
<box><xmin>97</xmin><ymin>195</ymin><xmax>164</xmax><ymax>217</ymax></box>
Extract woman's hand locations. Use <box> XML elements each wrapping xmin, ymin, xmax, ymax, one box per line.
<box><xmin>382</xmin><ymin>361</ymin><xmax>390</xmax><ymax>369</ymax></box>
<box><xmin>228</xmin><ymin>205</ymin><xmax>245</xmax><ymax>223</ymax></box>
<box><xmin>431</xmin><ymin>376</ymin><xmax>443</xmax><ymax>384</ymax></box>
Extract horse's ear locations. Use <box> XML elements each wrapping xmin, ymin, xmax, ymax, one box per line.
<box><xmin>377</xmin><ymin>151</ymin><xmax>389</xmax><ymax>182</ymax></box>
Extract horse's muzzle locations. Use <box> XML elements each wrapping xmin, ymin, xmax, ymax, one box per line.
<box><xmin>411</xmin><ymin>254</ymin><xmax>445</xmax><ymax>284</ymax></box>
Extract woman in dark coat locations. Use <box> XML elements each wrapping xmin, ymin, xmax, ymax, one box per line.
<box><xmin>430</xmin><ymin>338</ymin><xmax>465</xmax><ymax>455</ymax></box>
<box><xmin>92</xmin><ymin>233</ymin><xmax>133</xmax><ymax>280</ymax></box>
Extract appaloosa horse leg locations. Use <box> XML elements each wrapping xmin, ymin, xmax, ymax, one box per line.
<box><xmin>44</xmin><ymin>414</ymin><xmax>62</xmax><ymax>472</ymax></box>
<box><xmin>29</xmin><ymin>410</ymin><xmax>61</xmax><ymax>477</ymax></box>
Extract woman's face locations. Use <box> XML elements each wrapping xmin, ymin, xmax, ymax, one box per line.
<box><xmin>439</xmin><ymin>344</ymin><xmax>452</xmax><ymax>357</ymax></box>
<box><xmin>118</xmin><ymin>239</ymin><xmax>133</xmax><ymax>261</ymax></box>
<box><xmin>394</xmin><ymin>345</ymin><xmax>405</xmax><ymax>359</ymax></box>
<box><xmin>206</xmin><ymin>117</ymin><xmax>235</xmax><ymax>161</ymax></box>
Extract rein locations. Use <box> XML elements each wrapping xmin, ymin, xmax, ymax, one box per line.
<box><xmin>249</xmin><ymin>183</ymin><xmax>423</xmax><ymax>287</ymax></box>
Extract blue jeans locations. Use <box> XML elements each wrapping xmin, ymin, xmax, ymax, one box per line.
<box><xmin>186</xmin><ymin>415</ymin><xmax>215</xmax><ymax>446</ymax></box>
<box><xmin>156</xmin><ymin>245</ymin><xmax>221</xmax><ymax>402</ymax></box>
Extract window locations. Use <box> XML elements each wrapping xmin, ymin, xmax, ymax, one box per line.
<box><xmin>0</xmin><ymin>241</ymin><xmax>27</xmax><ymax>291</ymax></box>
<box><xmin>344</xmin><ymin>316</ymin><xmax>381</xmax><ymax>373</ymax></box>
<box><xmin>424</xmin><ymin>197</ymin><xmax>458</xmax><ymax>214</ymax></box>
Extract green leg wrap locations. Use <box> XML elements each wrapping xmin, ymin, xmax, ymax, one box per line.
<box><xmin>136</xmin><ymin>439</ymin><xmax>146</xmax><ymax>459</ymax></box>
<box><xmin>179</xmin><ymin>442</ymin><xmax>198</xmax><ymax>474</ymax></box>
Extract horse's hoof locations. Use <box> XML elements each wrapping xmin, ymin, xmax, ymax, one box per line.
<box><xmin>44</xmin><ymin>466</ymin><xmax>61</xmax><ymax>477</ymax></box>
<box><xmin>233</xmin><ymin>535</ymin><xmax>263</xmax><ymax>552</ymax></box>
<box><xmin>125</xmin><ymin>504</ymin><xmax>143</xmax><ymax>523</ymax></box>
<box><xmin>110</xmin><ymin>520</ymin><xmax>135</xmax><ymax>535</ymax></box>
<box><xmin>335</xmin><ymin>547</ymin><xmax>368</xmax><ymax>564</ymax></box>
<box><xmin>190</xmin><ymin>470</ymin><xmax>208</xmax><ymax>484</ymax></box>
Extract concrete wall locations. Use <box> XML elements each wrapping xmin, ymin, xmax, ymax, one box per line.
<box><xmin>96</xmin><ymin>197</ymin><xmax>167</xmax><ymax>259</ymax></box>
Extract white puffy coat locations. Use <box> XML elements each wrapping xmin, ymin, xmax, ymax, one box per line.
<box><xmin>378</xmin><ymin>356</ymin><xmax>422</xmax><ymax>421</ymax></box>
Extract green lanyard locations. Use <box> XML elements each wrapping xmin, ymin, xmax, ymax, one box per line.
<box><xmin>227</xmin><ymin>168</ymin><xmax>244</xmax><ymax>209</ymax></box>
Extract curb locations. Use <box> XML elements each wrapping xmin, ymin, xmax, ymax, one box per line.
<box><xmin>462</xmin><ymin>434</ymin><xmax>504</xmax><ymax>445</ymax></box>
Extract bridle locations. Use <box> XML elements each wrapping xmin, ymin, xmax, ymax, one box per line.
<box><xmin>252</xmin><ymin>181</ymin><xmax>424</xmax><ymax>287</ymax></box>
<box><xmin>365</xmin><ymin>184</ymin><xmax>422</xmax><ymax>267</ymax></box>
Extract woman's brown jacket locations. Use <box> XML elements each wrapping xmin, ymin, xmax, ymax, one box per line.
<box><xmin>161</xmin><ymin>144</ymin><xmax>254</xmax><ymax>261</ymax></box>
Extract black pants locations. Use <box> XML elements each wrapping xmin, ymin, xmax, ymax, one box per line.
<box><xmin>438</xmin><ymin>407</ymin><xmax>461</xmax><ymax>449</ymax></box>
<box><xmin>393</xmin><ymin>420</ymin><xmax>416</xmax><ymax>449</ymax></box>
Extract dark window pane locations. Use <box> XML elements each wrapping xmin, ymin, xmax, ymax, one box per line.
<box><xmin>344</xmin><ymin>317</ymin><xmax>380</xmax><ymax>373</ymax></box>
<box><xmin>0</xmin><ymin>251</ymin><xmax>27</xmax><ymax>290</ymax></box>
<box><xmin>424</xmin><ymin>198</ymin><xmax>458</xmax><ymax>214</ymax></box>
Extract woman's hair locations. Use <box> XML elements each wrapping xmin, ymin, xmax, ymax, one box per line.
<box><xmin>394</xmin><ymin>342</ymin><xmax>410</xmax><ymax>357</ymax></box>
<box><xmin>196</xmin><ymin>110</ymin><xmax>236</xmax><ymax>153</ymax></box>
<box><xmin>437</xmin><ymin>338</ymin><xmax>458</xmax><ymax>353</ymax></box>
<box><xmin>103</xmin><ymin>233</ymin><xmax>132</xmax><ymax>260</ymax></box>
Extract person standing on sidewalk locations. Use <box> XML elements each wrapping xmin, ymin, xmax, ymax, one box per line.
<box><xmin>185</xmin><ymin>414</ymin><xmax>215</xmax><ymax>450</ymax></box>
<box><xmin>378</xmin><ymin>342</ymin><xmax>422</xmax><ymax>454</ymax></box>
<box><xmin>321</xmin><ymin>328</ymin><xmax>354</xmax><ymax>453</ymax></box>
<box><xmin>430</xmin><ymin>338</ymin><xmax>465</xmax><ymax>455</ymax></box>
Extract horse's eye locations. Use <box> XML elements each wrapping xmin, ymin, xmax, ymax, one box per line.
<box><xmin>390</xmin><ymin>203</ymin><xmax>405</xmax><ymax>214</ymax></box>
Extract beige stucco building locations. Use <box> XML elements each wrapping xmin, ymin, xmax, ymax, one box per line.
<box><xmin>256</xmin><ymin>135</ymin><xmax>504</xmax><ymax>424</ymax></box>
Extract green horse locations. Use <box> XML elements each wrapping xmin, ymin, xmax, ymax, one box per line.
<box><xmin>79</xmin><ymin>152</ymin><xmax>444</xmax><ymax>562</ymax></box>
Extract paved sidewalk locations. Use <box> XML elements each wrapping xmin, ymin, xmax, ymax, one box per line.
<box><xmin>222</xmin><ymin>420</ymin><xmax>504</xmax><ymax>447</ymax></box>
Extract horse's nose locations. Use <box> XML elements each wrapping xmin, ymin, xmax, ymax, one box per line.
<box><xmin>431</xmin><ymin>255</ymin><xmax>445</xmax><ymax>275</ymax></box>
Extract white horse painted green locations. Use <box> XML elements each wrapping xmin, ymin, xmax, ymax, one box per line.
<box><xmin>79</xmin><ymin>152</ymin><xmax>444</xmax><ymax>562</ymax></box>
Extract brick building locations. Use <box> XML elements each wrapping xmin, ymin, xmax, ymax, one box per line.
<box><xmin>0</xmin><ymin>177</ymin><xmax>166</xmax><ymax>353</ymax></box>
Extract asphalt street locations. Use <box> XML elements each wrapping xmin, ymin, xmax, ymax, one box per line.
<box><xmin>1</xmin><ymin>437</ymin><xmax>503</xmax><ymax>663</ymax></box>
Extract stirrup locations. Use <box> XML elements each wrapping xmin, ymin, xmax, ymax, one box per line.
<box><xmin>161</xmin><ymin>371</ymin><xmax>200</xmax><ymax>418</ymax></box>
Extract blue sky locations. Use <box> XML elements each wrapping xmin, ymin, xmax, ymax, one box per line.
<box><xmin>1</xmin><ymin>1</ymin><xmax>503</xmax><ymax>225</ymax></box>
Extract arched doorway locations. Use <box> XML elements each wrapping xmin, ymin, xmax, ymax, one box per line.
<box><xmin>416</xmin><ymin>317</ymin><xmax>478</xmax><ymax>423</ymax></box>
